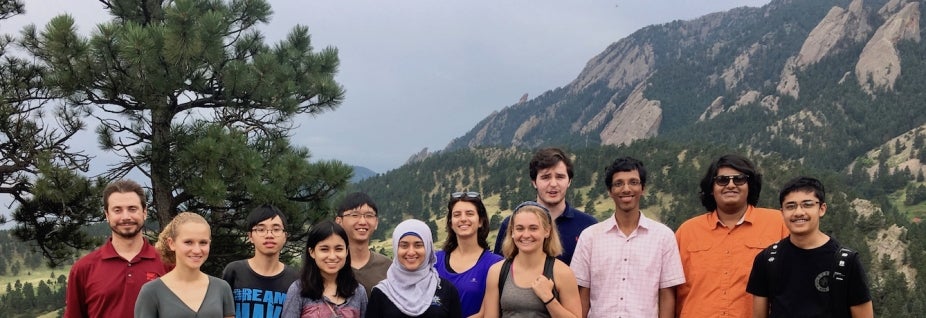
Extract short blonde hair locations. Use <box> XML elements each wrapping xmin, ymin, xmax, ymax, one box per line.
<box><xmin>155</xmin><ymin>212</ymin><xmax>209</xmax><ymax>265</ymax></box>
<box><xmin>501</xmin><ymin>203</ymin><xmax>562</xmax><ymax>259</ymax></box>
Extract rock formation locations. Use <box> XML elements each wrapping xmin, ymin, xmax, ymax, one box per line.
<box><xmin>856</xmin><ymin>1</ymin><xmax>920</xmax><ymax>94</ymax></box>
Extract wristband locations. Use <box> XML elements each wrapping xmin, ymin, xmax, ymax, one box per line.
<box><xmin>542</xmin><ymin>295</ymin><xmax>555</xmax><ymax>305</ymax></box>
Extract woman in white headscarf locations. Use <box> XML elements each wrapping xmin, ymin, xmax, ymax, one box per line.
<box><xmin>367</xmin><ymin>219</ymin><xmax>462</xmax><ymax>318</ymax></box>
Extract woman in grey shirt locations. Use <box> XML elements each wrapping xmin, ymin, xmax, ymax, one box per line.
<box><xmin>481</xmin><ymin>202</ymin><xmax>581</xmax><ymax>318</ymax></box>
<box><xmin>135</xmin><ymin>212</ymin><xmax>235</xmax><ymax>318</ymax></box>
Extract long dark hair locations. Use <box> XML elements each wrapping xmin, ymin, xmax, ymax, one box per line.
<box><xmin>698</xmin><ymin>154</ymin><xmax>763</xmax><ymax>211</ymax></box>
<box><xmin>299</xmin><ymin>220</ymin><xmax>359</xmax><ymax>299</ymax></box>
<box><xmin>442</xmin><ymin>195</ymin><xmax>491</xmax><ymax>252</ymax></box>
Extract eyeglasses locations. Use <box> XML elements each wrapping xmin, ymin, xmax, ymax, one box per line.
<box><xmin>782</xmin><ymin>200</ymin><xmax>820</xmax><ymax>212</ymax></box>
<box><xmin>451</xmin><ymin>191</ymin><xmax>481</xmax><ymax>199</ymax></box>
<box><xmin>341</xmin><ymin>211</ymin><xmax>378</xmax><ymax>220</ymax></box>
<box><xmin>714</xmin><ymin>174</ymin><xmax>749</xmax><ymax>186</ymax></box>
<box><xmin>251</xmin><ymin>227</ymin><xmax>285</xmax><ymax>236</ymax></box>
<box><xmin>612</xmin><ymin>180</ymin><xmax>642</xmax><ymax>188</ymax></box>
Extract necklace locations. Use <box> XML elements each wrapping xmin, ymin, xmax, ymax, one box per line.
<box><xmin>325</xmin><ymin>296</ymin><xmax>343</xmax><ymax>318</ymax></box>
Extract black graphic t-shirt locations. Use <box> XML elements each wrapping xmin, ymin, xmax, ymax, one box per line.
<box><xmin>747</xmin><ymin>238</ymin><xmax>871</xmax><ymax>318</ymax></box>
<box><xmin>222</xmin><ymin>260</ymin><xmax>300</xmax><ymax>318</ymax></box>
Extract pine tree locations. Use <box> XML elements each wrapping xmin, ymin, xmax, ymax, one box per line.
<box><xmin>36</xmin><ymin>280</ymin><xmax>52</xmax><ymax>310</ymax></box>
<box><xmin>10</xmin><ymin>260</ymin><xmax>19</xmax><ymax>276</ymax></box>
<box><xmin>14</xmin><ymin>0</ymin><xmax>352</xmax><ymax>273</ymax></box>
<box><xmin>0</xmin><ymin>0</ymin><xmax>88</xmax><ymax>225</ymax></box>
<box><xmin>0</xmin><ymin>255</ymin><xmax>7</xmax><ymax>275</ymax></box>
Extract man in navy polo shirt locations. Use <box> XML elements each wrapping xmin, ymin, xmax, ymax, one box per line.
<box><xmin>493</xmin><ymin>147</ymin><xmax>598</xmax><ymax>265</ymax></box>
<box><xmin>65</xmin><ymin>179</ymin><xmax>170</xmax><ymax>318</ymax></box>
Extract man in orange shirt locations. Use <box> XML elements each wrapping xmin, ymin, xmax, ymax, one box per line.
<box><xmin>674</xmin><ymin>154</ymin><xmax>788</xmax><ymax>317</ymax></box>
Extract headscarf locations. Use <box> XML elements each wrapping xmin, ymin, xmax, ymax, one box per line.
<box><xmin>374</xmin><ymin>219</ymin><xmax>440</xmax><ymax>316</ymax></box>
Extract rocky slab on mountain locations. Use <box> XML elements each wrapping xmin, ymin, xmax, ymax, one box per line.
<box><xmin>598</xmin><ymin>82</ymin><xmax>661</xmax><ymax>146</ymax></box>
<box><xmin>856</xmin><ymin>1</ymin><xmax>920</xmax><ymax>93</ymax></box>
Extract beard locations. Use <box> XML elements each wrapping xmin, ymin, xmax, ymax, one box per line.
<box><xmin>110</xmin><ymin>221</ymin><xmax>143</xmax><ymax>239</ymax></box>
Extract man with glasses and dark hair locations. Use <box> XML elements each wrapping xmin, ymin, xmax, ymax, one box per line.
<box><xmin>747</xmin><ymin>177</ymin><xmax>873</xmax><ymax>318</ymax></box>
<box><xmin>493</xmin><ymin>147</ymin><xmax>598</xmax><ymax>265</ymax></box>
<box><xmin>335</xmin><ymin>191</ymin><xmax>390</xmax><ymax>297</ymax></box>
<box><xmin>571</xmin><ymin>157</ymin><xmax>685</xmax><ymax>318</ymax></box>
<box><xmin>674</xmin><ymin>154</ymin><xmax>788</xmax><ymax>317</ymax></box>
<box><xmin>222</xmin><ymin>205</ymin><xmax>299</xmax><ymax>318</ymax></box>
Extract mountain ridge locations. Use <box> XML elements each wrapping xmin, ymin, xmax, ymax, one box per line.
<box><xmin>359</xmin><ymin>0</ymin><xmax>926</xmax><ymax>314</ymax></box>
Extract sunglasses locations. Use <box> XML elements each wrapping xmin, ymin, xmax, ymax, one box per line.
<box><xmin>714</xmin><ymin>174</ymin><xmax>749</xmax><ymax>186</ymax></box>
<box><xmin>451</xmin><ymin>191</ymin><xmax>481</xmax><ymax>199</ymax></box>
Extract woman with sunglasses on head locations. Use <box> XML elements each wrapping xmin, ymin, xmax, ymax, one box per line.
<box><xmin>482</xmin><ymin>202</ymin><xmax>581</xmax><ymax>318</ymax></box>
<box><xmin>436</xmin><ymin>191</ymin><xmax>505</xmax><ymax>318</ymax></box>
<box><xmin>281</xmin><ymin>220</ymin><xmax>366</xmax><ymax>318</ymax></box>
<box><xmin>368</xmin><ymin>219</ymin><xmax>462</xmax><ymax>318</ymax></box>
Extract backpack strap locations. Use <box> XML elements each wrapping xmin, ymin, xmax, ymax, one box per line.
<box><xmin>498</xmin><ymin>258</ymin><xmax>513</xmax><ymax>302</ymax></box>
<box><xmin>498</xmin><ymin>257</ymin><xmax>559</xmax><ymax>303</ymax></box>
<box><xmin>543</xmin><ymin>256</ymin><xmax>560</xmax><ymax>300</ymax></box>
<box><xmin>764</xmin><ymin>237</ymin><xmax>788</xmax><ymax>295</ymax></box>
<box><xmin>497</xmin><ymin>258</ymin><xmax>513</xmax><ymax>316</ymax></box>
<box><xmin>829</xmin><ymin>246</ymin><xmax>856</xmax><ymax>315</ymax></box>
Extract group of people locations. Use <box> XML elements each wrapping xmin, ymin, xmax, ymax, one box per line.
<box><xmin>63</xmin><ymin>148</ymin><xmax>875</xmax><ymax>318</ymax></box>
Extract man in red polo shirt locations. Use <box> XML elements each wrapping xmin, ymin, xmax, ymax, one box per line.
<box><xmin>65</xmin><ymin>179</ymin><xmax>170</xmax><ymax>318</ymax></box>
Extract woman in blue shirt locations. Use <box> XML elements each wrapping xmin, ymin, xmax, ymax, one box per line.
<box><xmin>436</xmin><ymin>191</ymin><xmax>504</xmax><ymax>317</ymax></box>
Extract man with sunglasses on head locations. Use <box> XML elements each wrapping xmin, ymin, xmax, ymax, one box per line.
<box><xmin>335</xmin><ymin>191</ymin><xmax>391</xmax><ymax>297</ymax></box>
<box><xmin>493</xmin><ymin>147</ymin><xmax>598</xmax><ymax>265</ymax></box>
<box><xmin>222</xmin><ymin>205</ymin><xmax>299</xmax><ymax>318</ymax></box>
<box><xmin>674</xmin><ymin>154</ymin><xmax>788</xmax><ymax>318</ymax></box>
<box><xmin>747</xmin><ymin>176</ymin><xmax>873</xmax><ymax>318</ymax></box>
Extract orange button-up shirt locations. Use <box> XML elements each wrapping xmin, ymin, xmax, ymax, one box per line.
<box><xmin>675</xmin><ymin>205</ymin><xmax>788</xmax><ymax>318</ymax></box>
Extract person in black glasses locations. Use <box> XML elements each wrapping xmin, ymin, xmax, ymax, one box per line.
<box><xmin>747</xmin><ymin>177</ymin><xmax>873</xmax><ymax>318</ymax></box>
<box><xmin>222</xmin><ymin>205</ymin><xmax>299</xmax><ymax>318</ymax></box>
<box><xmin>674</xmin><ymin>154</ymin><xmax>788</xmax><ymax>318</ymax></box>
<box><xmin>493</xmin><ymin>147</ymin><xmax>598</xmax><ymax>265</ymax></box>
<box><xmin>335</xmin><ymin>192</ymin><xmax>391</xmax><ymax>297</ymax></box>
<box><xmin>436</xmin><ymin>191</ymin><xmax>504</xmax><ymax>317</ymax></box>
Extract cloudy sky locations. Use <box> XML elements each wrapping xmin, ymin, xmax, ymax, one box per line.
<box><xmin>6</xmin><ymin>0</ymin><xmax>771</xmax><ymax>175</ymax></box>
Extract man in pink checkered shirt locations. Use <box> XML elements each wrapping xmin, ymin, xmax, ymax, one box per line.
<box><xmin>570</xmin><ymin>157</ymin><xmax>685</xmax><ymax>318</ymax></box>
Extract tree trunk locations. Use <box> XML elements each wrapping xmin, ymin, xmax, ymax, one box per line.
<box><xmin>151</xmin><ymin>108</ymin><xmax>175</xmax><ymax>228</ymax></box>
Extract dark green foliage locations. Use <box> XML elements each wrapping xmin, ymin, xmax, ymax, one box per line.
<box><xmin>4</xmin><ymin>0</ymin><xmax>352</xmax><ymax>277</ymax></box>
<box><xmin>0</xmin><ymin>274</ymin><xmax>66</xmax><ymax>317</ymax></box>
<box><xmin>355</xmin><ymin>137</ymin><xmax>920</xmax><ymax>310</ymax></box>
<box><xmin>905</xmin><ymin>185</ymin><xmax>926</xmax><ymax>206</ymax></box>
<box><xmin>11</xmin><ymin>167</ymin><xmax>105</xmax><ymax>267</ymax></box>
<box><xmin>0</xmin><ymin>0</ymin><xmax>88</xmax><ymax>224</ymax></box>
<box><xmin>0</xmin><ymin>227</ymin><xmax>103</xmax><ymax>315</ymax></box>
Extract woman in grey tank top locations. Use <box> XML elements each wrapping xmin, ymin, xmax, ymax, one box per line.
<box><xmin>481</xmin><ymin>202</ymin><xmax>582</xmax><ymax>318</ymax></box>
